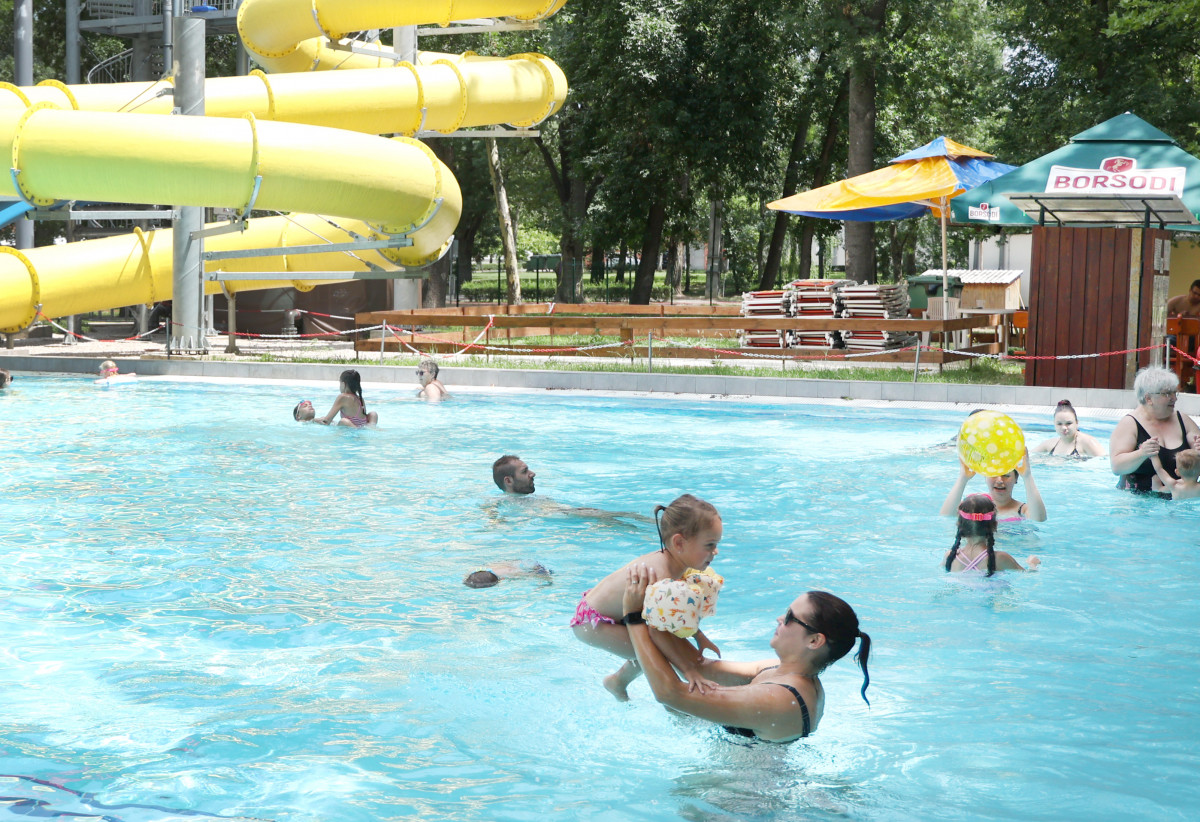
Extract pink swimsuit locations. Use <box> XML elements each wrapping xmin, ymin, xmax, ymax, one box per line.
<box><xmin>569</xmin><ymin>590</ymin><xmax>617</xmax><ymax>628</ymax></box>
<box><xmin>955</xmin><ymin>549</ymin><xmax>990</xmax><ymax>572</ymax></box>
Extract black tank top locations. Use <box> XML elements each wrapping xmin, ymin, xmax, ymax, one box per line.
<box><xmin>1121</xmin><ymin>411</ymin><xmax>1188</xmax><ymax>492</ymax></box>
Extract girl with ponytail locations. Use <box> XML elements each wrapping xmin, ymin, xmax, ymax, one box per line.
<box><xmin>945</xmin><ymin>494</ymin><xmax>1040</xmax><ymax>575</ymax></box>
<box><xmin>316</xmin><ymin>369</ymin><xmax>378</xmax><ymax>428</ymax></box>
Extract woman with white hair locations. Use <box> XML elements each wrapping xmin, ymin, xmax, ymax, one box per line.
<box><xmin>1110</xmin><ymin>366</ymin><xmax>1200</xmax><ymax>493</ymax></box>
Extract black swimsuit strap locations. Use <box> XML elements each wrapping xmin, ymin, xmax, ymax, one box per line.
<box><xmin>722</xmin><ymin>678</ymin><xmax>813</xmax><ymax>740</ymax></box>
<box><xmin>768</xmin><ymin>682</ymin><xmax>812</xmax><ymax>737</ymax></box>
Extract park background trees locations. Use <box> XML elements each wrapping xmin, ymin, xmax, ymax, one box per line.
<box><xmin>4</xmin><ymin>0</ymin><xmax>1200</xmax><ymax>301</ymax></box>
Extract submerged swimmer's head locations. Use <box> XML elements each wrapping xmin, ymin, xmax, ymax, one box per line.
<box><xmin>98</xmin><ymin>360</ymin><xmax>118</xmax><ymax>377</ymax></box>
<box><xmin>464</xmin><ymin>570</ymin><xmax>501</xmax><ymax>589</ymax></box>
<box><xmin>293</xmin><ymin>400</ymin><xmax>315</xmax><ymax>422</ymax></box>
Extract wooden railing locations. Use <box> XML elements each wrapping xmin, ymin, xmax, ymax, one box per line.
<box><xmin>354</xmin><ymin>304</ymin><xmax>1006</xmax><ymax>363</ymax></box>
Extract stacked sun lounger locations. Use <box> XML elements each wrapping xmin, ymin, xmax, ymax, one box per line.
<box><xmin>837</xmin><ymin>283</ymin><xmax>918</xmax><ymax>350</ymax></box>
<box><xmin>782</xmin><ymin>280</ymin><xmax>844</xmax><ymax>348</ymax></box>
<box><xmin>738</xmin><ymin>289</ymin><xmax>788</xmax><ymax>348</ymax></box>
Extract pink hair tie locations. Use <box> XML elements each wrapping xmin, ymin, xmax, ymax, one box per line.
<box><xmin>960</xmin><ymin>511</ymin><xmax>995</xmax><ymax>522</ymax></box>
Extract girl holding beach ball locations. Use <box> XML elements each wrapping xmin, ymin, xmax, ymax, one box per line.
<box><xmin>939</xmin><ymin>411</ymin><xmax>1047</xmax><ymax>523</ymax></box>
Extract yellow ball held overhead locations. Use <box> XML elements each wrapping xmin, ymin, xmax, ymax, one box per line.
<box><xmin>958</xmin><ymin>411</ymin><xmax>1025</xmax><ymax>476</ymax></box>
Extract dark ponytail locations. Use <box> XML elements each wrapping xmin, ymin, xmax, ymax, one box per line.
<box><xmin>341</xmin><ymin>369</ymin><xmax>366</xmax><ymax>415</ymax></box>
<box><xmin>806</xmin><ymin>591</ymin><xmax>871</xmax><ymax>706</ymax></box>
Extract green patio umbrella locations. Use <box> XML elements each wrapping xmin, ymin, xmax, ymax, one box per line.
<box><xmin>950</xmin><ymin>113</ymin><xmax>1200</xmax><ymax>230</ymax></box>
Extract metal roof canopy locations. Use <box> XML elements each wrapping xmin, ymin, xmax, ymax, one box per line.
<box><xmin>1006</xmin><ymin>192</ymin><xmax>1199</xmax><ymax>228</ymax></box>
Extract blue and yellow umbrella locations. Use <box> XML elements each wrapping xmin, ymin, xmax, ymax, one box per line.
<box><xmin>769</xmin><ymin>137</ymin><xmax>1015</xmax><ymax>314</ymax></box>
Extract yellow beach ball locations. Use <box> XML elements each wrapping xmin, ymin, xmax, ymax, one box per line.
<box><xmin>958</xmin><ymin>411</ymin><xmax>1025</xmax><ymax>476</ymax></box>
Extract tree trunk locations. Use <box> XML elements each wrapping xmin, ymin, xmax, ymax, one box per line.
<box><xmin>590</xmin><ymin>239</ymin><xmax>606</xmax><ymax>283</ymax></box>
<box><xmin>421</xmin><ymin>252</ymin><xmax>451</xmax><ymax>308</ymax></box>
<box><xmin>666</xmin><ymin>235</ymin><xmax>684</xmax><ymax>297</ymax></box>
<box><xmin>843</xmin><ymin>1</ymin><xmax>888</xmax><ymax>284</ymax></box>
<box><xmin>799</xmin><ymin>221</ymin><xmax>815</xmax><ymax>280</ymax></box>
<box><xmin>556</xmin><ymin>177</ymin><xmax>587</xmax><ymax>303</ymax></box>
<box><xmin>761</xmin><ymin>69</ymin><xmax>822</xmax><ymax>290</ymax></box>
<box><xmin>845</xmin><ymin>61</ymin><xmax>877</xmax><ymax>284</ymax></box>
<box><xmin>764</xmin><ymin>68</ymin><xmax>847</xmax><ymax>289</ymax></box>
<box><xmin>455</xmin><ymin>213</ymin><xmax>482</xmax><ymax>285</ymax></box>
<box><xmin>486</xmin><ymin>139</ymin><xmax>522</xmax><ymax>304</ymax></box>
<box><xmin>631</xmin><ymin>199</ymin><xmax>667</xmax><ymax>305</ymax></box>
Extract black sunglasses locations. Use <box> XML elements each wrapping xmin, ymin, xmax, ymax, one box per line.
<box><xmin>784</xmin><ymin>608</ymin><xmax>819</xmax><ymax>634</ymax></box>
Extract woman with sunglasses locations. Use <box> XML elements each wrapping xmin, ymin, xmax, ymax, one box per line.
<box><xmin>619</xmin><ymin>564</ymin><xmax>870</xmax><ymax>742</ymax></box>
<box><xmin>416</xmin><ymin>360</ymin><xmax>451</xmax><ymax>401</ymax></box>
<box><xmin>1110</xmin><ymin>366</ymin><xmax>1200</xmax><ymax>493</ymax></box>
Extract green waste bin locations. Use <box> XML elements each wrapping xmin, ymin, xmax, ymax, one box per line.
<box><xmin>906</xmin><ymin>272</ymin><xmax>963</xmax><ymax>312</ymax></box>
<box><xmin>525</xmin><ymin>254</ymin><xmax>561</xmax><ymax>272</ymax></box>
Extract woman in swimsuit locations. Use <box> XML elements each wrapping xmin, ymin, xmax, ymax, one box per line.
<box><xmin>1110</xmin><ymin>367</ymin><xmax>1200</xmax><ymax>492</ymax></box>
<box><xmin>945</xmin><ymin>494</ymin><xmax>1040</xmax><ymax>575</ymax></box>
<box><xmin>619</xmin><ymin>564</ymin><xmax>870</xmax><ymax>743</ymax></box>
<box><xmin>316</xmin><ymin>369</ymin><xmax>378</xmax><ymax>428</ymax></box>
<box><xmin>940</xmin><ymin>448</ymin><xmax>1047</xmax><ymax>522</ymax></box>
<box><xmin>1033</xmin><ymin>399</ymin><xmax>1105</xmax><ymax>458</ymax></box>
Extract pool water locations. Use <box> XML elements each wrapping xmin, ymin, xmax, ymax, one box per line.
<box><xmin>0</xmin><ymin>376</ymin><xmax>1197</xmax><ymax>821</ymax></box>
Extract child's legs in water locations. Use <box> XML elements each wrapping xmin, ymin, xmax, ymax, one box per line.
<box><xmin>572</xmin><ymin>622</ymin><xmax>641</xmax><ymax>700</ymax></box>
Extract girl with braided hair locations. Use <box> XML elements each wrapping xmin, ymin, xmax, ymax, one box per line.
<box><xmin>316</xmin><ymin>369</ymin><xmax>378</xmax><ymax>428</ymax></box>
<box><xmin>945</xmin><ymin>494</ymin><xmax>1040</xmax><ymax>575</ymax></box>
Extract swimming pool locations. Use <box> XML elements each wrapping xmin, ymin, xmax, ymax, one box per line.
<box><xmin>0</xmin><ymin>376</ymin><xmax>1196</xmax><ymax>821</ymax></box>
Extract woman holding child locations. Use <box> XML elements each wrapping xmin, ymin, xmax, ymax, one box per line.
<box><xmin>620</xmin><ymin>565</ymin><xmax>870</xmax><ymax>742</ymax></box>
<box><xmin>1110</xmin><ymin>367</ymin><xmax>1200</xmax><ymax>493</ymax></box>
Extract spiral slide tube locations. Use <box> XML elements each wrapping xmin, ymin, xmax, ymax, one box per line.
<box><xmin>0</xmin><ymin>0</ymin><xmax>568</xmax><ymax>333</ymax></box>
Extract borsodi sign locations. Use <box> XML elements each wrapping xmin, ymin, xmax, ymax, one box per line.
<box><xmin>1046</xmin><ymin>156</ymin><xmax>1185</xmax><ymax>195</ymax></box>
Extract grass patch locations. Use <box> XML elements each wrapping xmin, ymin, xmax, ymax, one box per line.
<box><xmin>230</xmin><ymin>350</ymin><xmax>1023</xmax><ymax>385</ymax></box>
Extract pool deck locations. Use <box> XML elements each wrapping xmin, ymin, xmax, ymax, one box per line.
<box><xmin>2</xmin><ymin>333</ymin><xmax>1197</xmax><ymax>417</ymax></box>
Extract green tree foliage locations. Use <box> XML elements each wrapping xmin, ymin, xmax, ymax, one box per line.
<box><xmin>992</xmin><ymin>0</ymin><xmax>1200</xmax><ymax>160</ymax></box>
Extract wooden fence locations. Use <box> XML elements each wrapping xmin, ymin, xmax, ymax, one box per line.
<box><xmin>353</xmin><ymin>304</ymin><xmax>1005</xmax><ymax>365</ymax></box>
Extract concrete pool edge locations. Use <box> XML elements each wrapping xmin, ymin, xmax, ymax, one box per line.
<box><xmin>5</xmin><ymin>352</ymin><xmax>1198</xmax><ymax>415</ymax></box>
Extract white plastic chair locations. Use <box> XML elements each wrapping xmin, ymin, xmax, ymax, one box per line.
<box><xmin>923</xmin><ymin>297</ymin><xmax>966</xmax><ymax>349</ymax></box>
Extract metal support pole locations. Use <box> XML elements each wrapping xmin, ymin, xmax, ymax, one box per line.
<box><xmin>14</xmin><ymin>0</ymin><xmax>34</xmax><ymax>251</ymax></box>
<box><xmin>395</xmin><ymin>26</ymin><xmax>418</xmax><ymax>62</ymax></box>
<box><xmin>169</xmin><ymin>16</ymin><xmax>208</xmax><ymax>355</ymax></box>
<box><xmin>63</xmin><ymin>0</ymin><xmax>81</xmax><ymax>341</ymax></box>
<box><xmin>224</xmin><ymin>291</ymin><xmax>240</xmax><ymax>354</ymax></box>
<box><xmin>161</xmin><ymin>2</ymin><xmax>174</xmax><ymax>77</ymax></box>
<box><xmin>913</xmin><ymin>342</ymin><xmax>921</xmax><ymax>383</ymax></box>
<box><xmin>65</xmin><ymin>0</ymin><xmax>80</xmax><ymax>84</ymax></box>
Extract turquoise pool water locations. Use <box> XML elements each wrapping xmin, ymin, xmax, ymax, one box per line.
<box><xmin>0</xmin><ymin>376</ymin><xmax>1197</xmax><ymax>821</ymax></box>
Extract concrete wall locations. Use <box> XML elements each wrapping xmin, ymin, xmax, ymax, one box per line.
<box><xmin>4</xmin><ymin>353</ymin><xmax>1198</xmax><ymax>414</ymax></box>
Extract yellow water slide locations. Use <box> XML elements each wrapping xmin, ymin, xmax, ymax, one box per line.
<box><xmin>0</xmin><ymin>0</ymin><xmax>568</xmax><ymax>332</ymax></box>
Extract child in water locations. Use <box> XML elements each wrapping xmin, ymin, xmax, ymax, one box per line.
<box><xmin>1150</xmin><ymin>448</ymin><xmax>1200</xmax><ymax>500</ymax></box>
<box><xmin>95</xmin><ymin>359</ymin><xmax>136</xmax><ymax>385</ymax></box>
<box><xmin>945</xmin><ymin>494</ymin><xmax>1040</xmax><ymax>574</ymax></box>
<box><xmin>316</xmin><ymin>369</ymin><xmax>378</xmax><ymax>428</ymax></box>
<box><xmin>940</xmin><ymin>449</ymin><xmax>1047</xmax><ymax>522</ymax></box>
<box><xmin>570</xmin><ymin>493</ymin><xmax>723</xmax><ymax>701</ymax></box>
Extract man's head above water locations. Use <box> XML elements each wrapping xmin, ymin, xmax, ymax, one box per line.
<box><xmin>492</xmin><ymin>455</ymin><xmax>536</xmax><ymax>494</ymax></box>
